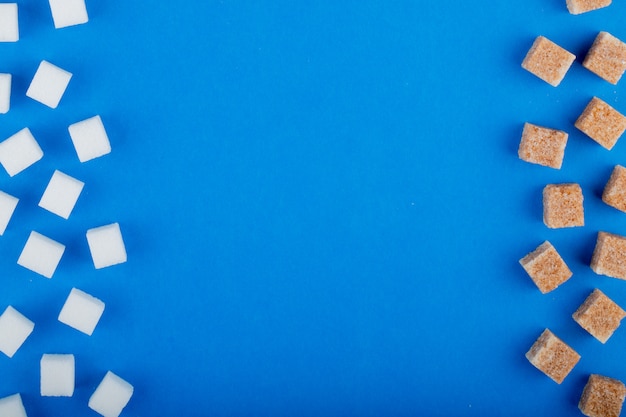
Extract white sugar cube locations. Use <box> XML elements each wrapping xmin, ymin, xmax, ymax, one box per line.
<box><xmin>0</xmin><ymin>4</ymin><xmax>18</xmax><ymax>42</ymax></box>
<box><xmin>0</xmin><ymin>74</ymin><xmax>11</xmax><ymax>114</ymax></box>
<box><xmin>17</xmin><ymin>231</ymin><xmax>65</xmax><ymax>278</ymax></box>
<box><xmin>48</xmin><ymin>0</ymin><xmax>88</xmax><ymax>29</ymax></box>
<box><xmin>0</xmin><ymin>128</ymin><xmax>43</xmax><ymax>177</ymax></box>
<box><xmin>0</xmin><ymin>394</ymin><xmax>27</xmax><ymax>417</ymax></box>
<box><xmin>40</xmin><ymin>354</ymin><xmax>75</xmax><ymax>397</ymax></box>
<box><xmin>26</xmin><ymin>61</ymin><xmax>72</xmax><ymax>109</ymax></box>
<box><xmin>68</xmin><ymin>115</ymin><xmax>111</xmax><ymax>162</ymax></box>
<box><xmin>89</xmin><ymin>371</ymin><xmax>133</xmax><ymax>417</ymax></box>
<box><xmin>0</xmin><ymin>306</ymin><xmax>34</xmax><ymax>358</ymax></box>
<box><xmin>39</xmin><ymin>170</ymin><xmax>84</xmax><ymax>219</ymax></box>
<box><xmin>86</xmin><ymin>223</ymin><xmax>127</xmax><ymax>269</ymax></box>
<box><xmin>58</xmin><ymin>288</ymin><xmax>104</xmax><ymax>336</ymax></box>
<box><xmin>0</xmin><ymin>191</ymin><xmax>18</xmax><ymax>235</ymax></box>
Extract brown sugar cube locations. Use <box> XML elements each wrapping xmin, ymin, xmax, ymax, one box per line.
<box><xmin>525</xmin><ymin>329</ymin><xmax>580</xmax><ymax>384</ymax></box>
<box><xmin>602</xmin><ymin>165</ymin><xmax>626</xmax><ymax>212</ymax></box>
<box><xmin>579</xmin><ymin>374</ymin><xmax>626</xmax><ymax>417</ymax></box>
<box><xmin>591</xmin><ymin>232</ymin><xmax>626</xmax><ymax>280</ymax></box>
<box><xmin>518</xmin><ymin>123</ymin><xmax>568</xmax><ymax>169</ymax></box>
<box><xmin>543</xmin><ymin>183</ymin><xmax>584</xmax><ymax>228</ymax></box>
<box><xmin>583</xmin><ymin>32</ymin><xmax>626</xmax><ymax>84</ymax></box>
<box><xmin>567</xmin><ymin>0</ymin><xmax>612</xmax><ymax>14</ymax></box>
<box><xmin>522</xmin><ymin>36</ymin><xmax>576</xmax><ymax>86</ymax></box>
<box><xmin>519</xmin><ymin>241</ymin><xmax>573</xmax><ymax>293</ymax></box>
<box><xmin>575</xmin><ymin>97</ymin><xmax>626</xmax><ymax>150</ymax></box>
<box><xmin>573</xmin><ymin>289</ymin><xmax>626</xmax><ymax>343</ymax></box>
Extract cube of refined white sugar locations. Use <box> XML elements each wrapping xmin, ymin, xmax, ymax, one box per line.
<box><xmin>86</xmin><ymin>223</ymin><xmax>127</xmax><ymax>269</ymax></box>
<box><xmin>0</xmin><ymin>4</ymin><xmax>18</xmax><ymax>42</ymax></box>
<box><xmin>40</xmin><ymin>354</ymin><xmax>75</xmax><ymax>397</ymax></box>
<box><xmin>38</xmin><ymin>170</ymin><xmax>84</xmax><ymax>219</ymax></box>
<box><xmin>0</xmin><ymin>128</ymin><xmax>43</xmax><ymax>177</ymax></box>
<box><xmin>0</xmin><ymin>306</ymin><xmax>34</xmax><ymax>358</ymax></box>
<box><xmin>48</xmin><ymin>0</ymin><xmax>88</xmax><ymax>29</ymax></box>
<box><xmin>0</xmin><ymin>74</ymin><xmax>11</xmax><ymax>114</ymax></box>
<box><xmin>68</xmin><ymin>115</ymin><xmax>111</xmax><ymax>162</ymax></box>
<box><xmin>26</xmin><ymin>61</ymin><xmax>72</xmax><ymax>109</ymax></box>
<box><xmin>89</xmin><ymin>371</ymin><xmax>134</xmax><ymax>417</ymax></box>
<box><xmin>17</xmin><ymin>231</ymin><xmax>65</xmax><ymax>278</ymax></box>
<box><xmin>0</xmin><ymin>191</ymin><xmax>18</xmax><ymax>235</ymax></box>
<box><xmin>0</xmin><ymin>394</ymin><xmax>27</xmax><ymax>417</ymax></box>
<box><xmin>58</xmin><ymin>288</ymin><xmax>104</xmax><ymax>335</ymax></box>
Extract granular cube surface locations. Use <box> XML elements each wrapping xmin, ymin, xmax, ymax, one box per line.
<box><xmin>518</xmin><ymin>123</ymin><xmax>568</xmax><ymax>169</ymax></box>
<box><xmin>88</xmin><ymin>371</ymin><xmax>134</xmax><ymax>417</ymax></box>
<box><xmin>40</xmin><ymin>354</ymin><xmax>75</xmax><ymax>397</ymax></box>
<box><xmin>48</xmin><ymin>0</ymin><xmax>88</xmax><ymax>29</ymax></box>
<box><xmin>573</xmin><ymin>289</ymin><xmax>626</xmax><ymax>343</ymax></box>
<box><xmin>0</xmin><ymin>394</ymin><xmax>27</xmax><ymax>417</ymax></box>
<box><xmin>0</xmin><ymin>73</ymin><xmax>11</xmax><ymax>114</ymax></box>
<box><xmin>26</xmin><ymin>60</ymin><xmax>72</xmax><ymax>109</ymax></box>
<box><xmin>68</xmin><ymin>115</ymin><xmax>111</xmax><ymax>162</ymax></box>
<box><xmin>0</xmin><ymin>306</ymin><xmax>34</xmax><ymax>358</ymax></box>
<box><xmin>0</xmin><ymin>190</ymin><xmax>18</xmax><ymax>235</ymax></box>
<box><xmin>86</xmin><ymin>223</ymin><xmax>127</xmax><ymax>269</ymax></box>
<box><xmin>38</xmin><ymin>170</ymin><xmax>84</xmax><ymax>219</ymax></box>
<box><xmin>579</xmin><ymin>374</ymin><xmax>626</xmax><ymax>417</ymax></box>
<box><xmin>522</xmin><ymin>36</ymin><xmax>575</xmax><ymax>86</ymax></box>
<box><xmin>583</xmin><ymin>32</ymin><xmax>626</xmax><ymax>84</ymax></box>
<box><xmin>591</xmin><ymin>231</ymin><xmax>626</xmax><ymax>280</ymax></box>
<box><xmin>567</xmin><ymin>0</ymin><xmax>612</xmax><ymax>14</ymax></box>
<box><xmin>575</xmin><ymin>97</ymin><xmax>626</xmax><ymax>150</ymax></box>
<box><xmin>525</xmin><ymin>328</ymin><xmax>580</xmax><ymax>384</ymax></box>
<box><xmin>519</xmin><ymin>241</ymin><xmax>572</xmax><ymax>293</ymax></box>
<box><xmin>0</xmin><ymin>4</ymin><xmax>19</xmax><ymax>42</ymax></box>
<box><xmin>17</xmin><ymin>231</ymin><xmax>65</xmax><ymax>279</ymax></box>
<box><xmin>58</xmin><ymin>288</ymin><xmax>105</xmax><ymax>336</ymax></box>
<box><xmin>602</xmin><ymin>165</ymin><xmax>626</xmax><ymax>212</ymax></box>
<box><xmin>543</xmin><ymin>183</ymin><xmax>584</xmax><ymax>228</ymax></box>
<box><xmin>0</xmin><ymin>128</ymin><xmax>43</xmax><ymax>177</ymax></box>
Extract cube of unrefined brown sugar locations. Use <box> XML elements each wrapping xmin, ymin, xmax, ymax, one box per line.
<box><xmin>575</xmin><ymin>97</ymin><xmax>626</xmax><ymax>150</ymax></box>
<box><xmin>567</xmin><ymin>0</ymin><xmax>612</xmax><ymax>14</ymax></box>
<box><xmin>579</xmin><ymin>374</ymin><xmax>626</xmax><ymax>417</ymax></box>
<box><xmin>525</xmin><ymin>329</ymin><xmax>580</xmax><ymax>384</ymax></box>
<box><xmin>583</xmin><ymin>32</ymin><xmax>626</xmax><ymax>85</ymax></box>
<box><xmin>518</xmin><ymin>123</ymin><xmax>568</xmax><ymax>169</ymax></box>
<box><xmin>573</xmin><ymin>289</ymin><xmax>626</xmax><ymax>343</ymax></box>
<box><xmin>602</xmin><ymin>165</ymin><xmax>626</xmax><ymax>212</ymax></box>
<box><xmin>522</xmin><ymin>36</ymin><xmax>576</xmax><ymax>86</ymax></box>
<box><xmin>519</xmin><ymin>241</ymin><xmax>573</xmax><ymax>293</ymax></box>
<box><xmin>543</xmin><ymin>183</ymin><xmax>584</xmax><ymax>228</ymax></box>
<box><xmin>591</xmin><ymin>232</ymin><xmax>626</xmax><ymax>280</ymax></box>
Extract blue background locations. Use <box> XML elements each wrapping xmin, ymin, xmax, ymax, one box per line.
<box><xmin>2</xmin><ymin>0</ymin><xmax>626</xmax><ymax>416</ymax></box>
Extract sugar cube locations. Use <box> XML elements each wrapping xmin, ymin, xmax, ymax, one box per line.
<box><xmin>40</xmin><ymin>353</ymin><xmax>75</xmax><ymax>397</ymax></box>
<box><xmin>0</xmin><ymin>4</ymin><xmax>18</xmax><ymax>42</ymax></box>
<box><xmin>0</xmin><ymin>73</ymin><xmax>11</xmax><ymax>114</ymax></box>
<box><xmin>86</xmin><ymin>223</ymin><xmax>127</xmax><ymax>269</ymax></box>
<box><xmin>522</xmin><ymin>36</ymin><xmax>575</xmax><ymax>87</ymax></box>
<box><xmin>579</xmin><ymin>374</ymin><xmax>626</xmax><ymax>417</ymax></box>
<box><xmin>48</xmin><ymin>0</ymin><xmax>88</xmax><ymax>29</ymax></box>
<box><xmin>58</xmin><ymin>288</ymin><xmax>104</xmax><ymax>336</ymax></box>
<box><xmin>0</xmin><ymin>128</ymin><xmax>43</xmax><ymax>177</ymax></box>
<box><xmin>68</xmin><ymin>115</ymin><xmax>111</xmax><ymax>162</ymax></box>
<box><xmin>543</xmin><ymin>183</ymin><xmax>584</xmax><ymax>228</ymax></box>
<box><xmin>519</xmin><ymin>241</ymin><xmax>573</xmax><ymax>293</ymax></box>
<box><xmin>526</xmin><ymin>328</ymin><xmax>580</xmax><ymax>384</ymax></box>
<box><xmin>573</xmin><ymin>289</ymin><xmax>626</xmax><ymax>343</ymax></box>
<box><xmin>567</xmin><ymin>0</ymin><xmax>612</xmax><ymax>14</ymax></box>
<box><xmin>518</xmin><ymin>123</ymin><xmax>568</xmax><ymax>169</ymax></box>
<box><xmin>602</xmin><ymin>165</ymin><xmax>626</xmax><ymax>212</ymax></box>
<box><xmin>583</xmin><ymin>32</ymin><xmax>626</xmax><ymax>85</ymax></box>
<box><xmin>38</xmin><ymin>170</ymin><xmax>84</xmax><ymax>219</ymax></box>
<box><xmin>575</xmin><ymin>97</ymin><xmax>626</xmax><ymax>150</ymax></box>
<box><xmin>89</xmin><ymin>371</ymin><xmax>134</xmax><ymax>417</ymax></box>
<box><xmin>0</xmin><ymin>394</ymin><xmax>27</xmax><ymax>417</ymax></box>
<box><xmin>0</xmin><ymin>306</ymin><xmax>34</xmax><ymax>358</ymax></box>
<box><xmin>26</xmin><ymin>60</ymin><xmax>72</xmax><ymax>109</ymax></box>
<box><xmin>17</xmin><ymin>231</ymin><xmax>65</xmax><ymax>278</ymax></box>
<box><xmin>0</xmin><ymin>190</ymin><xmax>18</xmax><ymax>235</ymax></box>
<box><xmin>591</xmin><ymin>231</ymin><xmax>626</xmax><ymax>280</ymax></box>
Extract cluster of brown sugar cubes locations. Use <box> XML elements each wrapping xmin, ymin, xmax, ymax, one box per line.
<box><xmin>517</xmin><ymin>2</ymin><xmax>626</xmax><ymax>415</ymax></box>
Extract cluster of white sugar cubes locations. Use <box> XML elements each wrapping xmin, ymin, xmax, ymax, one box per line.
<box><xmin>0</xmin><ymin>306</ymin><xmax>34</xmax><ymax>358</ymax></box>
<box><xmin>87</xmin><ymin>223</ymin><xmax>127</xmax><ymax>269</ymax></box>
<box><xmin>0</xmin><ymin>394</ymin><xmax>27</xmax><ymax>417</ymax></box>
<box><xmin>26</xmin><ymin>60</ymin><xmax>72</xmax><ymax>109</ymax></box>
<box><xmin>0</xmin><ymin>190</ymin><xmax>18</xmax><ymax>235</ymax></box>
<box><xmin>69</xmin><ymin>115</ymin><xmax>111</xmax><ymax>162</ymax></box>
<box><xmin>0</xmin><ymin>3</ymin><xmax>18</xmax><ymax>42</ymax></box>
<box><xmin>39</xmin><ymin>170</ymin><xmax>84</xmax><ymax>219</ymax></box>
<box><xmin>17</xmin><ymin>231</ymin><xmax>65</xmax><ymax>278</ymax></box>
<box><xmin>40</xmin><ymin>353</ymin><xmax>74</xmax><ymax>397</ymax></box>
<box><xmin>89</xmin><ymin>371</ymin><xmax>133</xmax><ymax>417</ymax></box>
<box><xmin>58</xmin><ymin>288</ymin><xmax>104</xmax><ymax>335</ymax></box>
<box><xmin>0</xmin><ymin>128</ymin><xmax>43</xmax><ymax>177</ymax></box>
<box><xmin>0</xmin><ymin>73</ymin><xmax>11</xmax><ymax>114</ymax></box>
<box><xmin>49</xmin><ymin>0</ymin><xmax>88</xmax><ymax>29</ymax></box>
